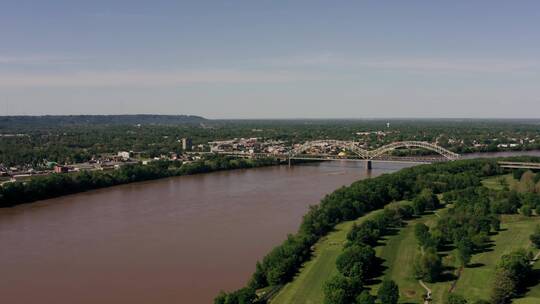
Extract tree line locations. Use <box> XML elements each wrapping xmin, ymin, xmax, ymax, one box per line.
<box><xmin>0</xmin><ymin>156</ymin><xmax>279</xmax><ymax>208</ymax></box>
<box><xmin>323</xmin><ymin>203</ymin><xmax>415</xmax><ymax>304</ymax></box>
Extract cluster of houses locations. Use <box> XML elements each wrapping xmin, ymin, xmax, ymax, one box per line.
<box><xmin>209</xmin><ymin>138</ymin><xmax>288</xmax><ymax>155</ymax></box>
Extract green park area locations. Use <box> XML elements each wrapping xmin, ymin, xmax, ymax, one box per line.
<box><xmin>271</xmin><ymin>209</ymin><xmax>385</xmax><ymax>304</ymax></box>
<box><xmin>269</xmin><ymin>172</ymin><xmax>540</xmax><ymax>304</ymax></box>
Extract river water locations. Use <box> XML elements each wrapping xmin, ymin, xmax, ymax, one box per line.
<box><xmin>1</xmin><ymin>152</ymin><xmax>539</xmax><ymax>304</ymax></box>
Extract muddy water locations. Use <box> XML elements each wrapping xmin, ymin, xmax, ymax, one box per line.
<box><xmin>0</xmin><ymin>162</ymin><xmax>411</xmax><ymax>304</ymax></box>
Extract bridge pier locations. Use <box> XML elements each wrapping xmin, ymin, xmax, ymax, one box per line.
<box><xmin>366</xmin><ymin>160</ymin><xmax>372</xmax><ymax>170</ymax></box>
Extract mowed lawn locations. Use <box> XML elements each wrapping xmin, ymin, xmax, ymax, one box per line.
<box><xmin>372</xmin><ymin>207</ymin><xmax>454</xmax><ymax>304</ymax></box>
<box><xmin>270</xmin><ymin>208</ymin><xmax>387</xmax><ymax>304</ymax></box>
<box><xmin>454</xmin><ymin>214</ymin><xmax>540</xmax><ymax>302</ymax></box>
<box><xmin>481</xmin><ymin>174</ymin><xmax>516</xmax><ymax>191</ymax></box>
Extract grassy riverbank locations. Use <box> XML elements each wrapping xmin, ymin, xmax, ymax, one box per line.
<box><xmin>267</xmin><ymin>170</ymin><xmax>540</xmax><ymax>303</ymax></box>
<box><xmin>270</xmin><ymin>208</ymin><xmax>388</xmax><ymax>304</ymax></box>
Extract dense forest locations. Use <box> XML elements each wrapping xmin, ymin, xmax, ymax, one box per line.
<box><xmin>2</xmin><ymin>117</ymin><xmax>540</xmax><ymax>167</ymax></box>
<box><xmin>0</xmin><ymin>114</ymin><xmax>206</xmax><ymax>128</ymax></box>
<box><xmin>0</xmin><ymin>156</ymin><xmax>278</xmax><ymax>208</ymax></box>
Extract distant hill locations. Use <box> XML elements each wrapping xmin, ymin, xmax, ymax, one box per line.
<box><xmin>0</xmin><ymin>115</ymin><xmax>207</xmax><ymax>129</ymax></box>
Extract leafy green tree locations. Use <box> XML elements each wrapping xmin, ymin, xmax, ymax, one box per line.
<box><xmin>521</xmin><ymin>205</ymin><xmax>533</xmax><ymax>217</ymax></box>
<box><xmin>490</xmin><ymin>216</ymin><xmax>501</xmax><ymax>231</ymax></box>
<box><xmin>490</xmin><ymin>269</ymin><xmax>517</xmax><ymax>304</ymax></box>
<box><xmin>249</xmin><ymin>261</ymin><xmax>267</xmax><ymax>288</ymax></box>
<box><xmin>214</xmin><ymin>292</ymin><xmax>227</xmax><ymax>304</ymax></box>
<box><xmin>513</xmin><ymin>169</ymin><xmax>526</xmax><ymax>180</ymax></box>
<box><xmin>412</xmin><ymin>198</ymin><xmax>426</xmax><ymax>215</ymax></box>
<box><xmin>413</xmin><ymin>248</ymin><xmax>442</xmax><ymax>282</ymax></box>
<box><xmin>498</xmin><ymin>249</ymin><xmax>532</xmax><ymax>285</ymax></box>
<box><xmin>355</xmin><ymin>290</ymin><xmax>375</xmax><ymax>304</ymax></box>
<box><xmin>530</xmin><ymin>225</ymin><xmax>540</xmax><ymax>248</ymax></box>
<box><xmin>377</xmin><ymin>280</ymin><xmax>399</xmax><ymax>304</ymax></box>
<box><xmin>414</xmin><ymin>223</ymin><xmax>431</xmax><ymax>247</ymax></box>
<box><xmin>447</xmin><ymin>293</ymin><xmax>468</xmax><ymax>304</ymax></box>
<box><xmin>336</xmin><ymin>244</ymin><xmax>375</xmax><ymax>279</ymax></box>
<box><xmin>323</xmin><ymin>274</ymin><xmax>362</xmax><ymax>304</ymax></box>
<box><xmin>456</xmin><ymin>238</ymin><xmax>473</xmax><ymax>267</ymax></box>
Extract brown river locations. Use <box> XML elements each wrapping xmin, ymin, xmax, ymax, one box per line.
<box><xmin>1</xmin><ymin>151</ymin><xmax>539</xmax><ymax>304</ymax></box>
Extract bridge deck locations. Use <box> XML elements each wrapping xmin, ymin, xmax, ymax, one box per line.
<box><xmin>498</xmin><ymin>161</ymin><xmax>540</xmax><ymax>169</ymax></box>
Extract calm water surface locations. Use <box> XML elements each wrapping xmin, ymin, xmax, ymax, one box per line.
<box><xmin>0</xmin><ymin>162</ymin><xmax>410</xmax><ymax>304</ymax></box>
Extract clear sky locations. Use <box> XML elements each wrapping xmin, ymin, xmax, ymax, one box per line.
<box><xmin>1</xmin><ymin>1</ymin><xmax>539</xmax><ymax>118</ymax></box>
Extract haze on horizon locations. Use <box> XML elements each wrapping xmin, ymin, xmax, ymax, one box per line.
<box><xmin>0</xmin><ymin>1</ymin><xmax>539</xmax><ymax>119</ymax></box>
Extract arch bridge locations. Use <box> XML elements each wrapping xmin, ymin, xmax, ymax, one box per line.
<box><xmin>289</xmin><ymin>140</ymin><xmax>460</xmax><ymax>167</ymax></box>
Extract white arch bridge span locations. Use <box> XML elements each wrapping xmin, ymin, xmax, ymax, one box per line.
<box><xmin>288</xmin><ymin>140</ymin><xmax>460</xmax><ymax>169</ymax></box>
<box><xmin>199</xmin><ymin>140</ymin><xmax>460</xmax><ymax>169</ymax></box>
<box><xmin>291</xmin><ymin>140</ymin><xmax>459</xmax><ymax>160</ymax></box>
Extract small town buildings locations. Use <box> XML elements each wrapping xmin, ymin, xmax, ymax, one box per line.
<box><xmin>54</xmin><ymin>165</ymin><xmax>69</xmax><ymax>173</ymax></box>
<box><xmin>182</xmin><ymin>138</ymin><xmax>193</xmax><ymax>151</ymax></box>
<box><xmin>117</xmin><ymin>151</ymin><xmax>131</xmax><ymax>160</ymax></box>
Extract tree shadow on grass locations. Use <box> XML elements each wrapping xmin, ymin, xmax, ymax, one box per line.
<box><xmin>515</xmin><ymin>268</ymin><xmax>540</xmax><ymax>298</ymax></box>
<box><xmin>385</xmin><ymin>227</ymin><xmax>401</xmax><ymax>236</ymax></box>
<box><xmin>435</xmin><ymin>265</ymin><xmax>458</xmax><ymax>282</ymax></box>
<box><xmin>474</xmin><ymin>240</ymin><xmax>495</xmax><ymax>254</ymax></box>
<box><xmin>437</xmin><ymin>242</ymin><xmax>456</xmax><ymax>252</ymax></box>
<box><xmin>364</xmin><ymin>256</ymin><xmax>388</xmax><ymax>286</ymax></box>
<box><xmin>466</xmin><ymin>262</ymin><xmax>485</xmax><ymax>268</ymax></box>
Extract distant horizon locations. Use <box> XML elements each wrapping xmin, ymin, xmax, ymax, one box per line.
<box><xmin>1</xmin><ymin>114</ymin><xmax>540</xmax><ymax>121</ymax></box>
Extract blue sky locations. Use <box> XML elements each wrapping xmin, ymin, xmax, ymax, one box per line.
<box><xmin>1</xmin><ymin>1</ymin><xmax>539</xmax><ymax>118</ymax></box>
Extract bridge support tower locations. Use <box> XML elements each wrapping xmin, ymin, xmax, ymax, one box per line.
<box><xmin>366</xmin><ymin>160</ymin><xmax>372</xmax><ymax>170</ymax></box>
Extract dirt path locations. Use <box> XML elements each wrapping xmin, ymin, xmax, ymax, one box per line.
<box><xmin>419</xmin><ymin>280</ymin><xmax>432</xmax><ymax>304</ymax></box>
<box><xmin>530</xmin><ymin>250</ymin><xmax>540</xmax><ymax>265</ymax></box>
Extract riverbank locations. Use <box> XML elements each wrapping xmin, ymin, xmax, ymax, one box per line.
<box><xmin>215</xmin><ymin>157</ymin><xmax>506</xmax><ymax>303</ymax></box>
<box><xmin>0</xmin><ymin>156</ymin><xmax>280</xmax><ymax>208</ymax></box>
<box><xmin>0</xmin><ymin>159</ymin><xmax>391</xmax><ymax>304</ymax></box>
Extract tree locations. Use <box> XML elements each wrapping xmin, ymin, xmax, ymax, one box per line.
<box><xmin>355</xmin><ymin>290</ymin><xmax>375</xmax><ymax>304</ymax></box>
<box><xmin>530</xmin><ymin>225</ymin><xmax>540</xmax><ymax>248</ymax></box>
<box><xmin>336</xmin><ymin>244</ymin><xmax>376</xmax><ymax>279</ymax></box>
<box><xmin>513</xmin><ymin>168</ymin><xmax>526</xmax><ymax>180</ymax></box>
<box><xmin>447</xmin><ymin>293</ymin><xmax>468</xmax><ymax>304</ymax></box>
<box><xmin>498</xmin><ymin>249</ymin><xmax>532</xmax><ymax>286</ymax></box>
<box><xmin>456</xmin><ymin>238</ymin><xmax>473</xmax><ymax>267</ymax></box>
<box><xmin>377</xmin><ymin>280</ymin><xmax>399</xmax><ymax>304</ymax></box>
<box><xmin>520</xmin><ymin>171</ymin><xmax>536</xmax><ymax>193</ymax></box>
<box><xmin>413</xmin><ymin>248</ymin><xmax>442</xmax><ymax>282</ymax></box>
<box><xmin>249</xmin><ymin>261</ymin><xmax>267</xmax><ymax>289</ymax></box>
<box><xmin>414</xmin><ymin>223</ymin><xmax>431</xmax><ymax>247</ymax></box>
<box><xmin>490</xmin><ymin>216</ymin><xmax>501</xmax><ymax>231</ymax></box>
<box><xmin>412</xmin><ymin>198</ymin><xmax>426</xmax><ymax>215</ymax></box>
<box><xmin>214</xmin><ymin>292</ymin><xmax>227</xmax><ymax>304</ymax></box>
<box><xmin>323</xmin><ymin>274</ymin><xmax>362</xmax><ymax>304</ymax></box>
<box><xmin>521</xmin><ymin>205</ymin><xmax>533</xmax><ymax>217</ymax></box>
<box><xmin>490</xmin><ymin>269</ymin><xmax>517</xmax><ymax>304</ymax></box>
<box><xmin>508</xmin><ymin>191</ymin><xmax>521</xmax><ymax>209</ymax></box>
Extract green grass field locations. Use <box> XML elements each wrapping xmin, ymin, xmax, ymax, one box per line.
<box><xmin>454</xmin><ymin>214</ymin><xmax>540</xmax><ymax>302</ymax></box>
<box><xmin>271</xmin><ymin>175</ymin><xmax>540</xmax><ymax>304</ymax></box>
<box><xmin>270</xmin><ymin>208</ymin><xmax>388</xmax><ymax>304</ymax></box>
<box><xmin>371</xmin><ymin>206</ymin><xmax>455</xmax><ymax>304</ymax></box>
